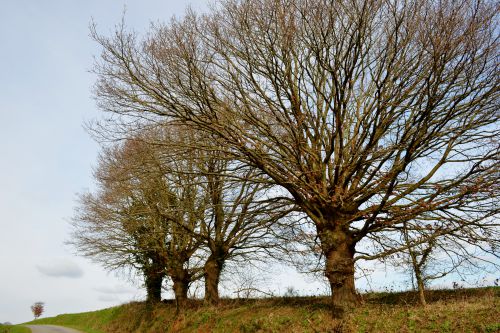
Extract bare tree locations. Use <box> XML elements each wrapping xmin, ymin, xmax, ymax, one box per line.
<box><xmin>401</xmin><ymin>222</ymin><xmax>452</xmax><ymax>306</ymax></box>
<box><xmin>90</xmin><ymin>0</ymin><xmax>500</xmax><ymax>314</ymax></box>
<box><xmin>192</xmin><ymin>152</ymin><xmax>291</xmax><ymax>304</ymax></box>
<box><xmin>71</xmin><ymin>134</ymin><xmax>205</xmax><ymax>305</ymax></box>
<box><xmin>379</xmin><ymin>217</ymin><xmax>500</xmax><ymax>306</ymax></box>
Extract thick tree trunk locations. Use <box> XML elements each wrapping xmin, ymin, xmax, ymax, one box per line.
<box><xmin>172</xmin><ymin>275</ymin><xmax>189</xmax><ymax>310</ymax></box>
<box><xmin>325</xmin><ymin>242</ymin><xmax>359</xmax><ymax>311</ymax></box>
<box><xmin>319</xmin><ymin>223</ymin><xmax>360</xmax><ymax>317</ymax></box>
<box><xmin>204</xmin><ymin>256</ymin><xmax>223</xmax><ymax>305</ymax></box>
<box><xmin>144</xmin><ymin>270</ymin><xmax>164</xmax><ymax>303</ymax></box>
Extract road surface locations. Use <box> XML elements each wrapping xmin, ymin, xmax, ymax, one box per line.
<box><xmin>24</xmin><ymin>325</ymin><xmax>83</xmax><ymax>333</ymax></box>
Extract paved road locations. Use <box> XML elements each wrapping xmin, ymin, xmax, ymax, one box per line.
<box><xmin>24</xmin><ymin>325</ymin><xmax>83</xmax><ymax>333</ymax></box>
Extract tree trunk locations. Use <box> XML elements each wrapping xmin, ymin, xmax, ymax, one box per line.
<box><xmin>172</xmin><ymin>276</ymin><xmax>189</xmax><ymax>310</ymax></box>
<box><xmin>204</xmin><ymin>255</ymin><xmax>223</xmax><ymax>305</ymax></box>
<box><xmin>416</xmin><ymin>273</ymin><xmax>427</xmax><ymax>306</ymax></box>
<box><xmin>319</xmin><ymin>223</ymin><xmax>360</xmax><ymax>317</ymax></box>
<box><xmin>144</xmin><ymin>270</ymin><xmax>164</xmax><ymax>303</ymax></box>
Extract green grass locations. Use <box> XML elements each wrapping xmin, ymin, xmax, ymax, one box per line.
<box><xmin>24</xmin><ymin>306</ymin><xmax>123</xmax><ymax>333</ymax></box>
<box><xmin>23</xmin><ymin>287</ymin><xmax>500</xmax><ymax>333</ymax></box>
<box><xmin>0</xmin><ymin>326</ymin><xmax>31</xmax><ymax>333</ymax></box>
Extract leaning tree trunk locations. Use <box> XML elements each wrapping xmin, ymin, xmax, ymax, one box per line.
<box><xmin>318</xmin><ymin>222</ymin><xmax>360</xmax><ymax>317</ymax></box>
<box><xmin>203</xmin><ymin>254</ymin><xmax>224</xmax><ymax>305</ymax></box>
<box><xmin>415</xmin><ymin>270</ymin><xmax>427</xmax><ymax>306</ymax></box>
<box><xmin>144</xmin><ymin>269</ymin><xmax>164</xmax><ymax>303</ymax></box>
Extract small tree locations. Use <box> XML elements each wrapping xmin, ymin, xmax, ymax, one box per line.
<box><xmin>30</xmin><ymin>302</ymin><xmax>44</xmax><ymax>319</ymax></box>
<box><xmin>382</xmin><ymin>217</ymin><xmax>500</xmax><ymax>306</ymax></box>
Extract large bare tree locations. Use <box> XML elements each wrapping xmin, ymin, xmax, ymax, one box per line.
<box><xmin>91</xmin><ymin>0</ymin><xmax>500</xmax><ymax>313</ymax></box>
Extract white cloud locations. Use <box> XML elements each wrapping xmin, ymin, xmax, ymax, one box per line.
<box><xmin>36</xmin><ymin>259</ymin><xmax>84</xmax><ymax>278</ymax></box>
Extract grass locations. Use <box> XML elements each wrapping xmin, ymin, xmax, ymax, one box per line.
<box><xmin>24</xmin><ymin>306</ymin><xmax>122</xmax><ymax>333</ymax></box>
<box><xmin>24</xmin><ymin>286</ymin><xmax>500</xmax><ymax>332</ymax></box>
<box><xmin>0</xmin><ymin>326</ymin><xmax>31</xmax><ymax>333</ymax></box>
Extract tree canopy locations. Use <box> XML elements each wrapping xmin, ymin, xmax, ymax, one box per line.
<box><xmin>87</xmin><ymin>0</ymin><xmax>499</xmax><ymax>314</ymax></box>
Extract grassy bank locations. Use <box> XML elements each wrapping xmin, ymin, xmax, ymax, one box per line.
<box><xmin>0</xmin><ymin>326</ymin><xmax>31</xmax><ymax>333</ymax></box>
<box><xmin>25</xmin><ymin>287</ymin><xmax>500</xmax><ymax>332</ymax></box>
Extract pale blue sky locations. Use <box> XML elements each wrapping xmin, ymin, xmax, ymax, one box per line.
<box><xmin>0</xmin><ymin>0</ymin><xmax>208</xmax><ymax>324</ymax></box>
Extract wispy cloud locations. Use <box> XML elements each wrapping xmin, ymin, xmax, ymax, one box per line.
<box><xmin>36</xmin><ymin>259</ymin><xmax>84</xmax><ymax>278</ymax></box>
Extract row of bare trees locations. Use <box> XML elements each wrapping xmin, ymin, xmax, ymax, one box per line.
<box><xmin>73</xmin><ymin>0</ymin><xmax>499</xmax><ymax>316</ymax></box>
<box><xmin>71</xmin><ymin>126</ymin><xmax>292</xmax><ymax>306</ymax></box>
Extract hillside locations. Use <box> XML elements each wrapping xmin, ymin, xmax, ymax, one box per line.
<box><xmin>0</xmin><ymin>325</ymin><xmax>30</xmax><ymax>333</ymax></box>
<box><xmin>25</xmin><ymin>287</ymin><xmax>499</xmax><ymax>333</ymax></box>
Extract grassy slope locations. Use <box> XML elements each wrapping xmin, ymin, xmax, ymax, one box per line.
<box><xmin>25</xmin><ymin>287</ymin><xmax>500</xmax><ymax>333</ymax></box>
<box><xmin>0</xmin><ymin>326</ymin><xmax>31</xmax><ymax>333</ymax></box>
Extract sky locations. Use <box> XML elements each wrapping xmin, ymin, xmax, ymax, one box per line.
<box><xmin>0</xmin><ymin>0</ymin><xmax>210</xmax><ymax>324</ymax></box>
<box><xmin>0</xmin><ymin>0</ymin><xmax>496</xmax><ymax>325</ymax></box>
